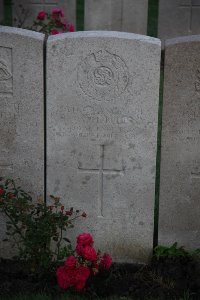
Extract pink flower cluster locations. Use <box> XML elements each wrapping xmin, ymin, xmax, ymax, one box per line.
<box><xmin>56</xmin><ymin>233</ymin><xmax>112</xmax><ymax>291</ymax></box>
<box><xmin>36</xmin><ymin>8</ymin><xmax>75</xmax><ymax>35</ymax></box>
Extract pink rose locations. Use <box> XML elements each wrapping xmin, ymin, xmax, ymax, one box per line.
<box><xmin>82</xmin><ymin>245</ymin><xmax>97</xmax><ymax>262</ymax></box>
<box><xmin>76</xmin><ymin>233</ymin><xmax>94</xmax><ymax>247</ymax></box>
<box><xmin>52</xmin><ymin>8</ymin><xmax>64</xmax><ymax>17</ymax></box>
<box><xmin>100</xmin><ymin>253</ymin><xmax>112</xmax><ymax>270</ymax></box>
<box><xmin>37</xmin><ymin>11</ymin><xmax>46</xmax><ymax>20</ymax></box>
<box><xmin>56</xmin><ymin>266</ymin><xmax>70</xmax><ymax>289</ymax></box>
<box><xmin>64</xmin><ymin>256</ymin><xmax>77</xmax><ymax>269</ymax></box>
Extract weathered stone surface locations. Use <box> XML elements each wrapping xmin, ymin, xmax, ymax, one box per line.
<box><xmin>159</xmin><ymin>36</ymin><xmax>200</xmax><ymax>249</ymax></box>
<box><xmin>0</xmin><ymin>26</ymin><xmax>44</xmax><ymax>257</ymax></box>
<box><xmin>158</xmin><ymin>0</ymin><xmax>200</xmax><ymax>44</ymax></box>
<box><xmin>47</xmin><ymin>31</ymin><xmax>161</xmax><ymax>263</ymax></box>
<box><xmin>0</xmin><ymin>0</ymin><xmax>4</xmax><ymax>23</ymax></box>
<box><xmin>12</xmin><ymin>0</ymin><xmax>76</xmax><ymax>28</ymax></box>
<box><xmin>84</xmin><ymin>0</ymin><xmax>148</xmax><ymax>34</ymax></box>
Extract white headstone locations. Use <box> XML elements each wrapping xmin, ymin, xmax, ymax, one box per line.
<box><xmin>0</xmin><ymin>26</ymin><xmax>44</xmax><ymax>257</ymax></box>
<box><xmin>84</xmin><ymin>0</ymin><xmax>148</xmax><ymax>34</ymax></box>
<box><xmin>158</xmin><ymin>0</ymin><xmax>200</xmax><ymax>44</ymax></box>
<box><xmin>12</xmin><ymin>0</ymin><xmax>76</xmax><ymax>28</ymax></box>
<box><xmin>159</xmin><ymin>35</ymin><xmax>200</xmax><ymax>249</ymax></box>
<box><xmin>47</xmin><ymin>31</ymin><xmax>161</xmax><ymax>263</ymax></box>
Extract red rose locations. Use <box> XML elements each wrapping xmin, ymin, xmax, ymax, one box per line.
<box><xmin>81</xmin><ymin>212</ymin><xmax>87</xmax><ymax>218</ymax></box>
<box><xmin>82</xmin><ymin>246</ymin><xmax>97</xmax><ymax>262</ymax></box>
<box><xmin>52</xmin><ymin>8</ymin><xmax>64</xmax><ymax>17</ymax></box>
<box><xmin>64</xmin><ymin>256</ymin><xmax>77</xmax><ymax>269</ymax></box>
<box><xmin>76</xmin><ymin>233</ymin><xmax>94</xmax><ymax>247</ymax></box>
<box><xmin>50</xmin><ymin>29</ymin><xmax>60</xmax><ymax>35</ymax></box>
<box><xmin>76</xmin><ymin>243</ymin><xmax>83</xmax><ymax>256</ymax></box>
<box><xmin>37</xmin><ymin>11</ymin><xmax>46</xmax><ymax>20</ymax></box>
<box><xmin>56</xmin><ymin>266</ymin><xmax>70</xmax><ymax>289</ymax></box>
<box><xmin>100</xmin><ymin>253</ymin><xmax>112</xmax><ymax>270</ymax></box>
<box><xmin>68</xmin><ymin>23</ymin><xmax>75</xmax><ymax>32</ymax></box>
<box><xmin>74</xmin><ymin>266</ymin><xmax>90</xmax><ymax>291</ymax></box>
<box><xmin>0</xmin><ymin>188</ymin><xmax>5</xmax><ymax>195</ymax></box>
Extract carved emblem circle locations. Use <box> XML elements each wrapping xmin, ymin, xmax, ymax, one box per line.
<box><xmin>78</xmin><ymin>50</ymin><xmax>129</xmax><ymax>101</ymax></box>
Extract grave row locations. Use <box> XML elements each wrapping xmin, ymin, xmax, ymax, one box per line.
<box><xmin>2</xmin><ymin>0</ymin><xmax>200</xmax><ymax>43</ymax></box>
<box><xmin>0</xmin><ymin>26</ymin><xmax>200</xmax><ymax>264</ymax></box>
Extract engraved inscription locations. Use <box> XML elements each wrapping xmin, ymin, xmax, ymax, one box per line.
<box><xmin>0</xmin><ymin>163</ymin><xmax>13</xmax><ymax>171</ymax></box>
<box><xmin>78</xmin><ymin>50</ymin><xmax>129</xmax><ymax>101</ymax></box>
<box><xmin>93</xmin><ymin>66</ymin><xmax>114</xmax><ymax>86</ymax></box>
<box><xmin>0</xmin><ymin>60</ymin><xmax>12</xmax><ymax>81</ymax></box>
<box><xmin>77</xmin><ymin>145</ymin><xmax>124</xmax><ymax>217</ymax></box>
<box><xmin>195</xmin><ymin>69</ymin><xmax>200</xmax><ymax>94</ymax></box>
<box><xmin>0</xmin><ymin>47</ymin><xmax>13</xmax><ymax>94</ymax></box>
<box><xmin>53</xmin><ymin>104</ymin><xmax>135</xmax><ymax>141</ymax></box>
<box><xmin>191</xmin><ymin>159</ymin><xmax>200</xmax><ymax>176</ymax></box>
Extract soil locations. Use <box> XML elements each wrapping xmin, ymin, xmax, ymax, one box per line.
<box><xmin>1</xmin><ymin>256</ymin><xmax>200</xmax><ymax>299</ymax></box>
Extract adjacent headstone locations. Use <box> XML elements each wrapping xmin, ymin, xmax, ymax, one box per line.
<box><xmin>0</xmin><ymin>0</ymin><xmax>4</xmax><ymax>23</ymax></box>
<box><xmin>12</xmin><ymin>0</ymin><xmax>76</xmax><ymax>28</ymax></box>
<box><xmin>47</xmin><ymin>31</ymin><xmax>161</xmax><ymax>263</ymax></box>
<box><xmin>158</xmin><ymin>0</ymin><xmax>200</xmax><ymax>44</ymax></box>
<box><xmin>84</xmin><ymin>0</ymin><xmax>148</xmax><ymax>34</ymax></box>
<box><xmin>159</xmin><ymin>35</ymin><xmax>200</xmax><ymax>249</ymax></box>
<box><xmin>0</xmin><ymin>26</ymin><xmax>44</xmax><ymax>257</ymax></box>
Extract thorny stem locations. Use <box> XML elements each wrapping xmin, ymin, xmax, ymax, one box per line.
<box><xmin>57</xmin><ymin>225</ymin><xmax>63</xmax><ymax>258</ymax></box>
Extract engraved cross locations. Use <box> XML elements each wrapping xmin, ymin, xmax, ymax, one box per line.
<box><xmin>78</xmin><ymin>145</ymin><xmax>124</xmax><ymax>217</ymax></box>
<box><xmin>0</xmin><ymin>163</ymin><xmax>13</xmax><ymax>172</ymax></box>
<box><xmin>191</xmin><ymin>170</ymin><xmax>200</xmax><ymax>179</ymax></box>
<box><xmin>179</xmin><ymin>0</ymin><xmax>200</xmax><ymax>32</ymax></box>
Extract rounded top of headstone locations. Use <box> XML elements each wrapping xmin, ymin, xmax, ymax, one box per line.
<box><xmin>0</xmin><ymin>26</ymin><xmax>45</xmax><ymax>40</ymax></box>
<box><xmin>48</xmin><ymin>30</ymin><xmax>161</xmax><ymax>46</ymax></box>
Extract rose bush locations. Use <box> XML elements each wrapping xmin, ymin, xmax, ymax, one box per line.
<box><xmin>56</xmin><ymin>233</ymin><xmax>112</xmax><ymax>291</ymax></box>
<box><xmin>31</xmin><ymin>7</ymin><xmax>75</xmax><ymax>35</ymax></box>
<box><xmin>0</xmin><ymin>178</ymin><xmax>86</xmax><ymax>274</ymax></box>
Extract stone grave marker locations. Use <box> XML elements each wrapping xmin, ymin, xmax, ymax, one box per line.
<box><xmin>84</xmin><ymin>0</ymin><xmax>148</xmax><ymax>35</ymax></box>
<box><xmin>158</xmin><ymin>0</ymin><xmax>200</xmax><ymax>44</ymax></box>
<box><xmin>0</xmin><ymin>26</ymin><xmax>44</xmax><ymax>257</ymax></box>
<box><xmin>12</xmin><ymin>0</ymin><xmax>76</xmax><ymax>28</ymax></box>
<box><xmin>47</xmin><ymin>31</ymin><xmax>161</xmax><ymax>263</ymax></box>
<box><xmin>159</xmin><ymin>35</ymin><xmax>200</xmax><ymax>249</ymax></box>
<box><xmin>0</xmin><ymin>0</ymin><xmax>4</xmax><ymax>23</ymax></box>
